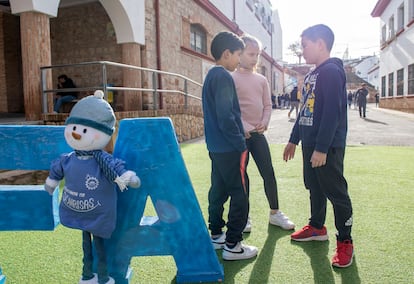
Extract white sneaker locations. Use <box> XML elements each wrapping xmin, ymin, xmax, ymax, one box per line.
<box><xmin>269</xmin><ymin>211</ymin><xmax>295</xmax><ymax>230</ymax></box>
<box><xmin>79</xmin><ymin>274</ymin><xmax>97</xmax><ymax>284</ymax></box>
<box><xmin>243</xmin><ymin>217</ymin><xmax>252</xmax><ymax>233</ymax></box>
<box><xmin>211</xmin><ymin>232</ymin><xmax>226</xmax><ymax>249</ymax></box>
<box><xmin>222</xmin><ymin>242</ymin><xmax>258</xmax><ymax>260</ymax></box>
<box><xmin>79</xmin><ymin>275</ymin><xmax>114</xmax><ymax>284</ymax></box>
<box><xmin>104</xmin><ymin>277</ymin><xmax>115</xmax><ymax>284</ymax></box>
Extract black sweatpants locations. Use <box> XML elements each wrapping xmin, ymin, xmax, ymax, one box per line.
<box><xmin>359</xmin><ymin>102</ymin><xmax>367</xmax><ymax>117</ymax></box>
<box><xmin>208</xmin><ymin>151</ymin><xmax>249</xmax><ymax>244</ymax></box>
<box><xmin>246</xmin><ymin>132</ymin><xmax>279</xmax><ymax>209</ymax></box>
<box><xmin>302</xmin><ymin>146</ymin><xmax>353</xmax><ymax>241</ymax></box>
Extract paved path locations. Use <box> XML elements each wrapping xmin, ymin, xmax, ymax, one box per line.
<box><xmin>266</xmin><ymin>103</ymin><xmax>414</xmax><ymax>146</ymax></box>
<box><xmin>187</xmin><ymin>103</ymin><xmax>414</xmax><ymax>146</ymax></box>
<box><xmin>4</xmin><ymin>104</ymin><xmax>412</xmax><ymax>147</ymax></box>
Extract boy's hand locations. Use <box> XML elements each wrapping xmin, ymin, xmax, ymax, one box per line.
<box><xmin>310</xmin><ymin>150</ymin><xmax>327</xmax><ymax>168</ymax></box>
<box><xmin>255</xmin><ymin>124</ymin><xmax>266</xmax><ymax>134</ymax></box>
<box><xmin>283</xmin><ymin>142</ymin><xmax>296</xmax><ymax>162</ymax></box>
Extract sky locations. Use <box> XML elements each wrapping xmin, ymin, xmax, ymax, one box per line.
<box><xmin>271</xmin><ymin>0</ymin><xmax>381</xmax><ymax>63</ymax></box>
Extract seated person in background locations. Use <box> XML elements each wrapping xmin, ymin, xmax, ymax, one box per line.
<box><xmin>54</xmin><ymin>74</ymin><xmax>78</xmax><ymax>113</ymax></box>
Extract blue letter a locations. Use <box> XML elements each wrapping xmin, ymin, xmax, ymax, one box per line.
<box><xmin>106</xmin><ymin>118</ymin><xmax>224</xmax><ymax>283</ymax></box>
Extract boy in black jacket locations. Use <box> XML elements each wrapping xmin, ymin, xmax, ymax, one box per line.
<box><xmin>202</xmin><ymin>31</ymin><xmax>258</xmax><ymax>261</ymax></box>
<box><xmin>283</xmin><ymin>24</ymin><xmax>354</xmax><ymax>268</ymax></box>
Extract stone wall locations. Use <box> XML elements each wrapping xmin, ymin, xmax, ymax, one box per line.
<box><xmin>42</xmin><ymin>104</ymin><xmax>204</xmax><ymax>144</ymax></box>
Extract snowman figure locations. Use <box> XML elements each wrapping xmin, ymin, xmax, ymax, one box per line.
<box><xmin>45</xmin><ymin>90</ymin><xmax>140</xmax><ymax>284</ymax></box>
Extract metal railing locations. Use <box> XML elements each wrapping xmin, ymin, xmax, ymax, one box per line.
<box><xmin>40</xmin><ymin>61</ymin><xmax>203</xmax><ymax>113</ymax></box>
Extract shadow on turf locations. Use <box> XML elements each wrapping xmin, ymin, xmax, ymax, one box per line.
<box><xmin>290</xmin><ymin>240</ymin><xmax>335</xmax><ymax>283</ymax></box>
<box><xmin>247</xmin><ymin>225</ymin><xmax>291</xmax><ymax>283</ymax></box>
<box><xmin>290</xmin><ymin>240</ymin><xmax>361</xmax><ymax>284</ymax></box>
<box><xmin>333</xmin><ymin>256</ymin><xmax>361</xmax><ymax>284</ymax></box>
<box><xmin>188</xmin><ymin>225</ymin><xmax>291</xmax><ymax>284</ymax></box>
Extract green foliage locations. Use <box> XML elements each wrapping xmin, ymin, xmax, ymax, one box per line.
<box><xmin>0</xmin><ymin>145</ymin><xmax>413</xmax><ymax>283</ymax></box>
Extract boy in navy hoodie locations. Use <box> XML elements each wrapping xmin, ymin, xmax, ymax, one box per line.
<box><xmin>202</xmin><ymin>31</ymin><xmax>258</xmax><ymax>261</ymax></box>
<box><xmin>283</xmin><ymin>24</ymin><xmax>354</xmax><ymax>268</ymax></box>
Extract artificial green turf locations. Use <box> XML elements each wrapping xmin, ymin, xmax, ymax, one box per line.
<box><xmin>0</xmin><ymin>145</ymin><xmax>413</xmax><ymax>283</ymax></box>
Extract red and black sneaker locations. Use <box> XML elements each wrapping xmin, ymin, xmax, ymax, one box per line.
<box><xmin>332</xmin><ymin>239</ymin><xmax>354</xmax><ymax>268</ymax></box>
<box><xmin>291</xmin><ymin>225</ymin><xmax>328</xmax><ymax>241</ymax></box>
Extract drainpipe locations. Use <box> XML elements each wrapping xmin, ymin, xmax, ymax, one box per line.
<box><xmin>232</xmin><ymin>0</ymin><xmax>236</xmax><ymax>21</ymax></box>
<box><xmin>270</xmin><ymin>11</ymin><xmax>274</xmax><ymax>92</ymax></box>
<box><xmin>154</xmin><ymin>0</ymin><xmax>163</xmax><ymax>109</ymax></box>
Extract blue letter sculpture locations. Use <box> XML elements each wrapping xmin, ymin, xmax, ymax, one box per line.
<box><xmin>106</xmin><ymin>117</ymin><xmax>224</xmax><ymax>283</ymax></box>
<box><xmin>0</xmin><ymin>265</ymin><xmax>5</xmax><ymax>284</ymax></box>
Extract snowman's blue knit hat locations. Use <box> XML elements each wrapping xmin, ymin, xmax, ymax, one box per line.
<box><xmin>65</xmin><ymin>90</ymin><xmax>116</xmax><ymax>136</ymax></box>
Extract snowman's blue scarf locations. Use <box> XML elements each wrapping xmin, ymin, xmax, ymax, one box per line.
<box><xmin>75</xmin><ymin>150</ymin><xmax>118</xmax><ymax>182</ymax></box>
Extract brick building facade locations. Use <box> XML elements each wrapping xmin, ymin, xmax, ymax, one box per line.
<box><xmin>0</xmin><ymin>0</ymin><xmax>284</xmax><ymax>141</ymax></box>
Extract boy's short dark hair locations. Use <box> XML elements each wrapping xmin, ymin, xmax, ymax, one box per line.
<box><xmin>301</xmin><ymin>24</ymin><xmax>335</xmax><ymax>51</ymax></box>
<box><xmin>210</xmin><ymin>31</ymin><xmax>245</xmax><ymax>61</ymax></box>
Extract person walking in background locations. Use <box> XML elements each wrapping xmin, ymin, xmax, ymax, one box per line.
<box><xmin>279</xmin><ymin>94</ymin><xmax>285</xmax><ymax>109</ymax></box>
<box><xmin>277</xmin><ymin>94</ymin><xmax>282</xmax><ymax>108</ymax></box>
<box><xmin>232</xmin><ymin>34</ymin><xmax>294</xmax><ymax>233</ymax></box>
<box><xmin>288</xmin><ymin>86</ymin><xmax>300</xmax><ymax>119</ymax></box>
<box><xmin>202</xmin><ymin>31</ymin><xmax>258</xmax><ymax>261</ymax></box>
<box><xmin>347</xmin><ymin>91</ymin><xmax>353</xmax><ymax>109</ymax></box>
<box><xmin>356</xmin><ymin>83</ymin><xmax>368</xmax><ymax>118</ymax></box>
<box><xmin>353</xmin><ymin>91</ymin><xmax>358</xmax><ymax>110</ymax></box>
<box><xmin>54</xmin><ymin>74</ymin><xmax>78</xmax><ymax>113</ymax></box>
<box><xmin>283</xmin><ymin>24</ymin><xmax>354</xmax><ymax>268</ymax></box>
<box><xmin>375</xmin><ymin>92</ymin><xmax>379</xmax><ymax>107</ymax></box>
<box><xmin>271</xmin><ymin>92</ymin><xmax>277</xmax><ymax>109</ymax></box>
<box><xmin>284</xmin><ymin>93</ymin><xmax>290</xmax><ymax>109</ymax></box>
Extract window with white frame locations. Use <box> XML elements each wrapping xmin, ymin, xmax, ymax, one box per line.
<box><xmin>381</xmin><ymin>76</ymin><xmax>386</xmax><ymax>97</ymax></box>
<box><xmin>388</xmin><ymin>72</ymin><xmax>394</xmax><ymax>97</ymax></box>
<box><xmin>397</xmin><ymin>68</ymin><xmax>404</xmax><ymax>96</ymax></box>
<box><xmin>398</xmin><ymin>4</ymin><xmax>405</xmax><ymax>31</ymax></box>
<box><xmin>410</xmin><ymin>0</ymin><xmax>414</xmax><ymax>22</ymax></box>
<box><xmin>190</xmin><ymin>24</ymin><xmax>207</xmax><ymax>55</ymax></box>
<box><xmin>246</xmin><ymin>0</ymin><xmax>255</xmax><ymax>10</ymax></box>
<box><xmin>408</xmin><ymin>64</ymin><xmax>414</xmax><ymax>95</ymax></box>
<box><xmin>381</xmin><ymin>25</ymin><xmax>387</xmax><ymax>43</ymax></box>
<box><xmin>388</xmin><ymin>15</ymin><xmax>395</xmax><ymax>39</ymax></box>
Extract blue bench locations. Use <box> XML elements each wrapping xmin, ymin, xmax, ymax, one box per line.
<box><xmin>0</xmin><ymin>125</ymin><xmax>71</xmax><ymax>283</ymax></box>
<box><xmin>0</xmin><ymin>125</ymin><xmax>71</xmax><ymax>230</ymax></box>
<box><xmin>0</xmin><ymin>119</ymin><xmax>224</xmax><ymax>283</ymax></box>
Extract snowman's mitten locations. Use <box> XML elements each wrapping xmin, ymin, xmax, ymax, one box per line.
<box><xmin>45</xmin><ymin>177</ymin><xmax>60</xmax><ymax>195</ymax></box>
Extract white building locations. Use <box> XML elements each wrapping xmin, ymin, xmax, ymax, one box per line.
<box><xmin>210</xmin><ymin>0</ymin><xmax>282</xmax><ymax>60</ymax></box>
<box><xmin>345</xmin><ymin>55</ymin><xmax>380</xmax><ymax>90</ymax></box>
<box><xmin>209</xmin><ymin>0</ymin><xmax>284</xmax><ymax>94</ymax></box>
<box><xmin>371</xmin><ymin>0</ymin><xmax>414</xmax><ymax>112</ymax></box>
